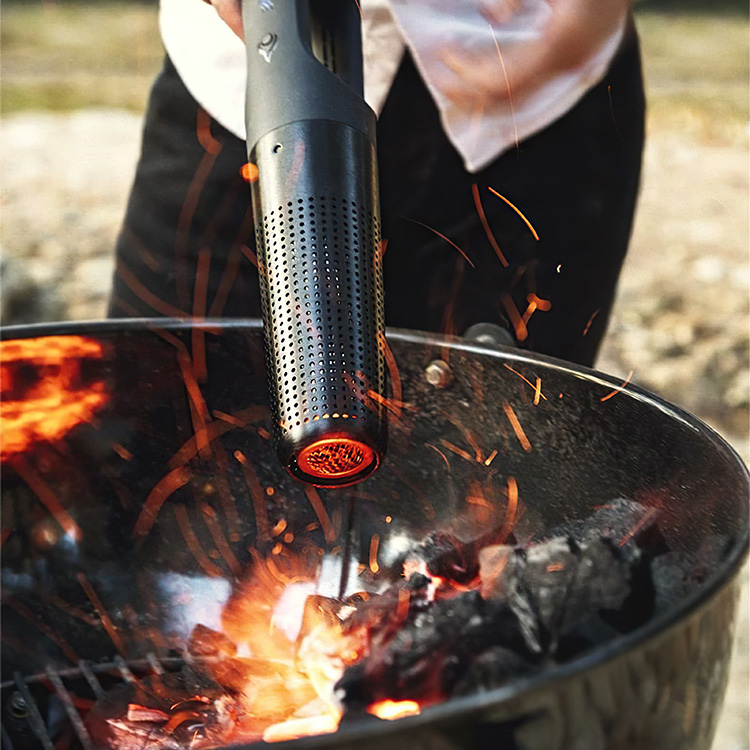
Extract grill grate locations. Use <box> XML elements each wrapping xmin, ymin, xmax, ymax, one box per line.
<box><xmin>9</xmin><ymin>673</ymin><xmax>56</xmax><ymax>750</ymax></box>
<box><xmin>1</xmin><ymin>655</ymin><xmax>199</xmax><ymax>750</ymax></box>
<box><xmin>46</xmin><ymin>670</ymin><xmax>94</xmax><ymax>750</ymax></box>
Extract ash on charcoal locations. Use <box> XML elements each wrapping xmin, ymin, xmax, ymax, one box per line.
<box><xmin>651</xmin><ymin>534</ymin><xmax>733</xmax><ymax>614</ymax></box>
<box><xmin>544</xmin><ymin>497</ymin><xmax>667</xmax><ymax>554</ymax></box>
<box><xmin>479</xmin><ymin>534</ymin><xmax>642</xmax><ymax>656</ymax></box>
<box><xmin>337</xmin><ymin>590</ymin><xmax>529</xmax><ymax>707</ymax></box>
<box><xmin>651</xmin><ymin>552</ymin><xmax>698</xmax><ymax>613</ymax></box>
<box><xmin>339</xmin><ymin>497</ymin><xmax>669</xmax><ymax>710</ymax></box>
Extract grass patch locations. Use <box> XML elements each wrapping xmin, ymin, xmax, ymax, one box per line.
<box><xmin>1</xmin><ymin>1</ymin><xmax>163</xmax><ymax>114</ymax></box>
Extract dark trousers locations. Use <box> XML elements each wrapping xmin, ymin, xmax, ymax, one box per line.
<box><xmin>110</xmin><ymin>32</ymin><xmax>645</xmax><ymax>367</ymax></box>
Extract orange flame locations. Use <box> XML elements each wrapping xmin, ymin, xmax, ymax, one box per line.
<box><xmin>367</xmin><ymin>699</ymin><xmax>421</xmax><ymax>721</ymax></box>
<box><xmin>214</xmin><ymin>552</ymin><xmax>369</xmax><ymax>743</ymax></box>
<box><xmin>0</xmin><ymin>336</ymin><xmax>108</xmax><ymax>461</ymax></box>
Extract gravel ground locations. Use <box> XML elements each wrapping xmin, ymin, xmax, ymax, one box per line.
<box><xmin>1</xmin><ymin>106</ymin><xmax>748</xmax><ymax>746</ymax></box>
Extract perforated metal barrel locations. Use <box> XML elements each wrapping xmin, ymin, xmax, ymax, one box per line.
<box><xmin>250</xmin><ymin>119</ymin><xmax>386</xmax><ymax>486</ymax></box>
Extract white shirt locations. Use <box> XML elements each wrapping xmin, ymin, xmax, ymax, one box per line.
<box><xmin>159</xmin><ymin>0</ymin><xmax>625</xmax><ymax>172</ymax></box>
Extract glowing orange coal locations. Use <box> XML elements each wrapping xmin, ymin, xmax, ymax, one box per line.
<box><xmin>367</xmin><ymin>699</ymin><xmax>421</xmax><ymax>721</ymax></box>
<box><xmin>212</xmin><ymin>551</ymin><xmax>370</xmax><ymax>744</ymax></box>
<box><xmin>0</xmin><ymin>336</ymin><xmax>108</xmax><ymax>460</ymax></box>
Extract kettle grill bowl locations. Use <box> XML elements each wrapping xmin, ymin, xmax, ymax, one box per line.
<box><xmin>1</xmin><ymin>319</ymin><xmax>747</xmax><ymax>750</ymax></box>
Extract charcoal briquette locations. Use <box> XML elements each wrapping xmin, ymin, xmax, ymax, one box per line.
<box><xmin>545</xmin><ymin>497</ymin><xmax>663</xmax><ymax>551</ymax></box>
<box><xmin>404</xmin><ymin>530</ymin><xmax>479</xmax><ymax>583</ymax></box>
<box><xmin>452</xmin><ymin>646</ymin><xmax>539</xmax><ymax>696</ymax></box>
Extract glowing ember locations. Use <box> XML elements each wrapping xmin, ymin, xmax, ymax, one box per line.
<box><xmin>202</xmin><ymin>551</ymin><xmax>367</xmax><ymax>744</ymax></box>
<box><xmin>86</xmin><ymin>498</ymin><xmax>673</xmax><ymax>748</ymax></box>
<box><xmin>263</xmin><ymin>714</ymin><xmax>340</xmax><ymax>743</ymax></box>
<box><xmin>240</xmin><ymin>162</ymin><xmax>260</xmax><ymax>183</ymax></box>
<box><xmin>367</xmin><ymin>699</ymin><xmax>421</xmax><ymax>721</ymax></box>
<box><xmin>0</xmin><ymin>336</ymin><xmax>108</xmax><ymax>461</ymax></box>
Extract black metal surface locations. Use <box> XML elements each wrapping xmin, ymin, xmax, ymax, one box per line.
<box><xmin>243</xmin><ymin>0</ymin><xmax>386</xmax><ymax>485</ymax></box>
<box><xmin>251</xmin><ymin>121</ymin><xmax>386</xmax><ymax>486</ymax></box>
<box><xmin>242</xmin><ymin>0</ymin><xmax>373</xmax><ymax>152</ymax></box>
<box><xmin>1</xmin><ymin>319</ymin><xmax>748</xmax><ymax>750</ymax></box>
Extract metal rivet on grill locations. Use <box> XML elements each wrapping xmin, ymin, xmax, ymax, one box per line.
<box><xmin>8</xmin><ymin>692</ymin><xmax>29</xmax><ymax>720</ymax></box>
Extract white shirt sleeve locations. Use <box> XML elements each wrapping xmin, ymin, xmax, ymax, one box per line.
<box><xmin>387</xmin><ymin>0</ymin><xmax>626</xmax><ymax>171</ymax></box>
<box><xmin>159</xmin><ymin>0</ymin><xmax>625</xmax><ymax>173</ymax></box>
<box><xmin>158</xmin><ymin>0</ymin><xmax>405</xmax><ymax>142</ymax></box>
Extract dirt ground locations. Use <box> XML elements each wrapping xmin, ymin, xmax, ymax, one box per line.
<box><xmin>1</xmin><ymin>5</ymin><xmax>748</xmax><ymax>747</ymax></box>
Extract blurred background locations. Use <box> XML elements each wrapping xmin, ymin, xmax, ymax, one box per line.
<box><xmin>1</xmin><ymin>1</ymin><xmax>748</xmax><ymax>747</ymax></box>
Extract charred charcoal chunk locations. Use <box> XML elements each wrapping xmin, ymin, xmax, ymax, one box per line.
<box><xmin>545</xmin><ymin>497</ymin><xmax>666</xmax><ymax>553</ymax></box>
<box><xmin>87</xmin><ymin>691</ymin><xmax>183</xmax><ymax>749</ymax></box>
<box><xmin>338</xmin><ymin>592</ymin><xmax>524</xmax><ymax>707</ymax></box>
<box><xmin>403</xmin><ymin>531</ymin><xmax>479</xmax><ymax>584</ymax></box>
<box><xmin>554</xmin><ymin>614</ymin><xmax>625</xmax><ymax>660</ymax></box>
<box><xmin>649</xmin><ymin>536</ymin><xmax>730</xmax><ymax>616</ymax></box>
<box><xmin>342</xmin><ymin>578</ymin><xmax>430</xmax><ymax>639</ymax></box>
<box><xmin>405</xmin><ymin>572</ymin><xmax>431</xmax><ymax>591</ymax></box>
<box><xmin>188</xmin><ymin>623</ymin><xmax>238</xmax><ymax>658</ymax></box>
<box><xmin>452</xmin><ymin>646</ymin><xmax>540</xmax><ymax>696</ymax></box>
<box><xmin>177</xmin><ymin>662</ymin><xmax>226</xmax><ymax>697</ymax></box>
<box><xmin>600</xmin><ymin>548</ymin><xmax>655</xmax><ymax>633</ymax></box>
<box><xmin>85</xmin><ymin>672</ymin><xmax>234</xmax><ymax>749</ymax></box>
<box><xmin>651</xmin><ymin>552</ymin><xmax>696</xmax><ymax>613</ymax></box>
<box><xmin>480</xmin><ymin>535</ymin><xmax>639</xmax><ymax>656</ymax></box>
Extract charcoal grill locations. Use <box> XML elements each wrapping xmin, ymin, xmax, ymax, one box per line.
<box><xmin>1</xmin><ymin>319</ymin><xmax>748</xmax><ymax>750</ymax></box>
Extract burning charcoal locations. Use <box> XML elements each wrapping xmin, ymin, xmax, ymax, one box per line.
<box><xmin>188</xmin><ymin>623</ymin><xmax>238</xmax><ymax>658</ymax></box>
<box><xmin>85</xmin><ymin>673</ymin><xmax>236</xmax><ymax>750</ymax></box>
<box><xmin>209</xmin><ymin>657</ymin><xmax>279</xmax><ymax>693</ymax></box>
<box><xmin>127</xmin><ymin>704</ymin><xmax>171</xmax><ymax>723</ymax></box>
<box><xmin>337</xmin><ymin>591</ymin><xmax>525</xmax><ymax>707</ymax></box>
<box><xmin>298</xmin><ymin>594</ymin><xmax>352</xmax><ymax>642</ymax></box>
<box><xmin>342</xmin><ymin>579</ymin><xmax>430</xmax><ymax>640</ymax></box>
<box><xmin>403</xmin><ymin>531</ymin><xmax>479</xmax><ymax>584</ymax></box>
<box><xmin>86</xmin><ymin>684</ymin><xmax>180</xmax><ymax>750</ymax></box>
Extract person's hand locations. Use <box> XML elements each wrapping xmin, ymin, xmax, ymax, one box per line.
<box><xmin>439</xmin><ymin>0</ymin><xmax>633</xmax><ymax>106</ymax></box>
<box><xmin>202</xmin><ymin>0</ymin><xmax>244</xmax><ymax>40</ymax></box>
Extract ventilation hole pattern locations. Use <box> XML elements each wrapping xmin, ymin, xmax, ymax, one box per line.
<box><xmin>257</xmin><ymin>195</ymin><xmax>385</xmax><ymax>432</ymax></box>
